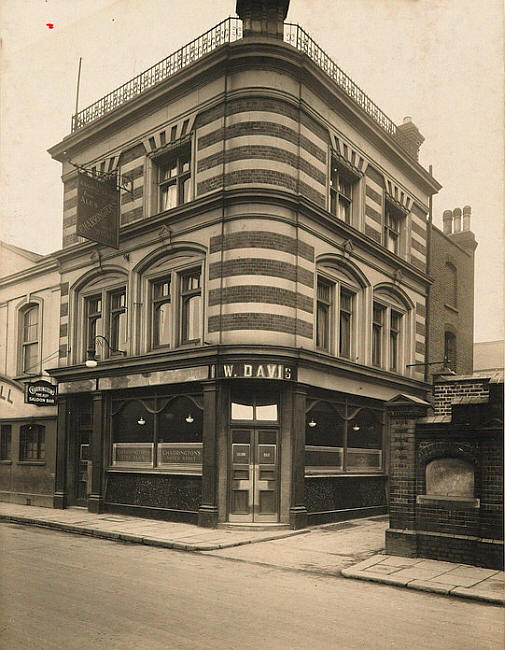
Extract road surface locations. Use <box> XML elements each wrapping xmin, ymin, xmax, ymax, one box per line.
<box><xmin>1</xmin><ymin>524</ymin><xmax>502</xmax><ymax>649</ymax></box>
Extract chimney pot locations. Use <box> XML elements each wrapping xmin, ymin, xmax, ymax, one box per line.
<box><xmin>442</xmin><ymin>209</ymin><xmax>453</xmax><ymax>235</ymax></box>
<box><xmin>394</xmin><ymin>117</ymin><xmax>425</xmax><ymax>160</ymax></box>
<box><xmin>463</xmin><ymin>205</ymin><xmax>471</xmax><ymax>231</ymax></box>
<box><xmin>453</xmin><ymin>207</ymin><xmax>462</xmax><ymax>233</ymax></box>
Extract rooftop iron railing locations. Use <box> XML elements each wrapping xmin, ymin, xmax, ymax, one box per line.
<box><xmin>71</xmin><ymin>18</ymin><xmax>398</xmax><ymax>139</ymax></box>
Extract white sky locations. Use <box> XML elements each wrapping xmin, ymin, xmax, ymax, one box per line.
<box><xmin>0</xmin><ymin>0</ymin><xmax>503</xmax><ymax>342</ymax></box>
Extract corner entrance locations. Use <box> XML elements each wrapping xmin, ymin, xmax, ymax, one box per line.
<box><xmin>229</xmin><ymin>428</ymin><xmax>279</xmax><ymax>523</ymax></box>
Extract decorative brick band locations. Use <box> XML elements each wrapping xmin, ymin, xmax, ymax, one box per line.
<box><xmin>197</xmin><ymin>169</ymin><xmax>325</xmax><ymax>207</ymax></box>
<box><xmin>411</xmin><ymin>238</ymin><xmax>427</xmax><ymax>256</ymax></box>
<box><xmin>416</xmin><ymin>341</ymin><xmax>425</xmax><ymax>355</ymax></box>
<box><xmin>198</xmin><ymin>122</ymin><xmax>326</xmax><ymax>163</ymax></box>
<box><xmin>195</xmin><ymin>97</ymin><xmax>329</xmax><ymax>142</ymax></box>
<box><xmin>63</xmin><ymin>233</ymin><xmax>79</xmax><ymax>247</ymax></box>
<box><xmin>365</xmin><ymin>165</ymin><xmax>384</xmax><ymax>186</ymax></box>
<box><xmin>198</xmin><ymin>145</ymin><xmax>326</xmax><ymax>185</ymax></box>
<box><xmin>123</xmin><ymin>164</ymin><xmax>144</xmax><ymax>181</ymax></box>
<box><xmin>64</xmin><ymin>177</ymin><xmax>78</xmax><ymax>192</ymax></box>
<box><xmin>64</xmin><ymin>196</ymin><xmax>78</xmax><ymax>211</ymax></box>
<box><xmin>119</xmin><ymin>142</ymin><xmax>147</xmax><ymax>166</ymax></box>
<box><xmin>415</xmin><ymin>321</ymin><xmax>426</xmax><ymax>336</ymax></box>
<box><xmin>411</xmin><ymin>203</ymin><xmax>427</xmax><ymax>219</ymax></box>
<box><xmin>63</xmin><ymin>214</ymin><xmax>77</xmax><ymax>228</ymax></box>
<box><xmin>120</xmin><ymin>206</ymin><xmax>143</xmax><ymax>225</ymax></box>
<box><xmin>210</xmin><ymin>231</ymin><xmax>314</xmax><ymax>262</ymax></box>
<box><xmin>209</xmin><ymin>258</ymin><xmax>314</xmax><ymax>288</ymax></box>
<box><xmin>365</xmin><ymin>203</ymin><xmax>383</xmax><ymax>225</ymax></box>
<box><xmin>121</xmin><ymin>185</ymin><xmax>144</xmax><ymax>205</ymax></box>
<box><xmin>60</xmin><ymin>302</ymin><xmax>68</xmax><ymax>317</ymax></box>
<box><xmin>208</xmin><ymin>313</ymin><xmax>313</xmax><ymax>338</ymax></box>
<box><xmin>365</xmin><ymin>224</ymin><xmax>381</xmax><ymax>243</ymax></box>
<box><xmin>411</xmin><ymin>219</ymin><xmax>427</xmax><ymax>239</ymax></box>
<box><xmin>410</xmin><ymin>257</ymin><xmax>425</xmax><ymax>271</ymax></box>
<box><xmin>365</xmin><ymin>184</ymin><xmax>382</xmax><ymax>204</ymax></box>
<box><xmin>208</xmin><ymin>285</ymin><xmax>313</xmax><ymax>313</ymax></box>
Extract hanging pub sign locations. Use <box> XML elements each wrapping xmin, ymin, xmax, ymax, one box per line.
<box><xmin>76</xmin><ymin>171</ymin><xmax>120</xmax><ymax>249</ymax></box>
<box><xmin>217</xmin><ymin>361</ymin><xmax>296</xmax><ymax>381</ymax></box>
<box><xmin>25</xmin><ymin>380</ymin><xmax>57</xmax><ymax>406</ymax></box>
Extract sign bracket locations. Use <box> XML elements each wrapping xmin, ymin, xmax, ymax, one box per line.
<box><xmin>67</xmin><ymin>158</ymin><xmax>133</xmax><ymax>197</ymax></box>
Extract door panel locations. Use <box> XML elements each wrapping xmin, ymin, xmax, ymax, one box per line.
<box><xmin>229</xmin><ymin>428</ymin><xmax>279</xmax><ymax>523</ymax></box>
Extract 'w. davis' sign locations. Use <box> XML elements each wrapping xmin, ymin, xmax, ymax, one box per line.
<box><xmin>217</xmin><ymin>362</ymin><xmax>296</xmax><ymax>381</ymax></box>
<box><xmin>76</xmin><ymin>172</ymin><xmax>120</xmax><ymax>249</ymax></box>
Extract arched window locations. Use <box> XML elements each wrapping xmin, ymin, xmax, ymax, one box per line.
<box><xmin>19</xmin><ymin>304</ymin><xmax>40</xmax><ymax>374</ymax></box>
<box><xmin>72</xmin><ymin>269</ymin><xmax>128</xmax><ymax>363</ymax></box>
<box><xmin>444</xmin><ymin>331</ymin><xmax>457</xmax><ymax>371</ymax></box>
<box><xmin>19</xmin><ymin>424</ymin><xmax>45</xmax><ymax>461</ymax></box>
<box><xmin>136</xmin><ymin>248</ymin><xmax>204</xmax><ymax>353</ymax></box>
<box><xmin>316</xmin><ymin>259</ymin><xmax>368</xmax><ymax>360</ymax></box>
<box><xmin>445</xmin><ymin>262</ymin><xmax>457</xmax><ymax>308</ymax></box>
<box><xmin>372</xmin><ymin>285</ymin><xmax>413</xmax><ymax>374</ymax></box>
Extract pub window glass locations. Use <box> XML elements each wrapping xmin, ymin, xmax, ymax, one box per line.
<box><xmin>158</xmin><ymin>396</ymin><xmax>203</xmax><ymax>443</ymax></box>
<box><xmin>347</xmin><ymin>409</ymin><xmax>383</xmax><ymax>471</ymax></box>
<box><xmin>305</xmin><ymin>402</ymin><xmax>345</xmax><ymax>472</ymax></box>
<box><xmin>112</xmin><ymin>400</ymin><xmax>154</xmax><ymax>444</ymax></box>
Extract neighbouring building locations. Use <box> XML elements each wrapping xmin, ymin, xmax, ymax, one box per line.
<box><xmin>386</xmin><ymin>369</ymin><xmax>503</xmax><ymax>570</ymax></box>
<box><xmin>427</xmin><ymin>207</ymin><xmax>477</xmax><ymax>380</ymax></box>
<box><xmin>0</xmin><ymin>241</ymin><xmax>60</xmax><ymax>507</ymax></box>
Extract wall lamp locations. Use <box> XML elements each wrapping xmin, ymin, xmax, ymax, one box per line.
<box><xmin>85</xmin><ymin>335</ymin><xmax>126</xmax><ymax>368</ymax></box>
<box><xmin>308</xmin><ymin>419</ymin><xmax>317</xmax><ymax>428</ymax></box>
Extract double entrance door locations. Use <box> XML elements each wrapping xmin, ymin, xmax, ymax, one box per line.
<box><xmin>229</xmin><ymin>428</ymin><xmax>279</xmax><ymax>523</ymax></box>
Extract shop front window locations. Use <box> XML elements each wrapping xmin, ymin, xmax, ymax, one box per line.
<box><xmin>305</xmin><ymin>401</ymin><xmax>383</xmax><ymax>474</ymax></box>
<box><xmin>19</xmin><ymin>424</ymin><xmax>45</xmax><ymax>461</ymax></box>
<box><xmin>111</xmin><ymin>394</ymin><xmax>203</xmax><ymax>473</ymax></box>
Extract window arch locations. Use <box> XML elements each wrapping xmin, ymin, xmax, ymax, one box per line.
<box><xmin>135</xmin><ymin>245</ymin><xmax>205</xmax><ymax>353</ymax></box>
<box><xmin>315</xmin><ymin>256</ymin><xmax>369</xmax><ymax>360</ymax></box>
<box><xmin>18</xmin><ymin>302</ymin><xmax>40</xmax><ymax>375</ymax></box>
<box><xmin>372</xmin><ymin>284</ymin><xmax>413</xmax><ymax>373</ymax></box>
<box><xmin>71</xmin><ymin>267</ymin><xmax>128</xmax><ymax>364</ymax></box>
<box><xmin>445</xmin><ymin>262</ymin><xmax>457</xmax><ymax>308</ymax></box>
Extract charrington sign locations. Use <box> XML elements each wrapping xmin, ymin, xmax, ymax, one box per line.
<box><xmin>217</xmin><ymin>362</ymin><xmax>296</xmax><ymax>381</ymax></box>
<box><xmin>24</xmin><ymin>380</ymin><xmax>57</xmax><ymax>406</ymax></box>
<box><xmin>76</xmin><ymin>172</ymin><xmax>120</xmax><ymax>249</ymax></box>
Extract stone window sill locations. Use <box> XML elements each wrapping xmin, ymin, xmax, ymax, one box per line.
<box><xmin>17</xmin><ymin>461</ymin><xmax>46</xmax><ymax>466</ymax></box>
<box><xmin>417</xmin><ymin>494</ymin><xmax>480</xmax><ymax>509</ymax></box>
<box><xmin>444</xmin><ymin>303</ymin><xmax>459</xmax><ymax>314</ymax></box>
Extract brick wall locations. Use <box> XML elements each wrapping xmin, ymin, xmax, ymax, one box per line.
<box><xmin>428</xmin><ymin>225</ymin><xmax>476</xmax><ymax>378</ymax></box>
<box><xmin>432</xmin><ymin>377</ymin><xmax>489</xmax><ymax>416</ymax></box>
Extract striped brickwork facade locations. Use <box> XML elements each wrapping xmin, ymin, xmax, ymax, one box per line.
<box><xmin>59</xmin><ymin>282</ymin><xmax>69</xmax><ymax>361</ymax></box>
<box><xmin>195</xmin><ymin>97</ymin><xmax>328</xmax><ymax>208</ymax></box>
<box><xmin>364</xmin><ymin>166</ymin><xmax>384</xmax><ymax>244</ymax></box>
<box><xmin>207</xmin><ymin>223</ymin><xmax>315</xmax><ymax>344</ymax></box>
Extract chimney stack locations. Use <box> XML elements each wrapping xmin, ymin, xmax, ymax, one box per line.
<box><xmin>443</xmin><ymin>205</ymin><xmax>477</xmax><ymax>253</ymax></box>
<box><xmin>443</xmin><ymin>209</ymin><xmax>453</xmax><ymax>235</ymax></box>
<box><xmin>236</xmin><ymin>0</ymin><xmax>290</xmax><ymax>40</ymax></box>
<box><xmin>393</xmin><ymin>116</ymin><xmax>425</xmax><ymax>160</ymax></box>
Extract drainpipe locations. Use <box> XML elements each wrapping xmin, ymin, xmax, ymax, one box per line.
<box><xmin>425</xmin><ymin>164</ymin><xmax>433</xmax><ymax>384</ymax></box>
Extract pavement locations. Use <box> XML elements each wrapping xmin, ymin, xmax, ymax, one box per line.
<box><xmin>1</xmin><ymin>502</ymin><xmax>503</xmax><ymax>606</ymax></box>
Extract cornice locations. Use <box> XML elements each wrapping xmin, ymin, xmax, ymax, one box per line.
<box><xmin>0</xmin><ymin>258</ymin><xmax>60</xmax><ymax>288</ymax></box>
<box><xmin>46</xmin><ymin>343</ymin><xmax>429</xmax><ymax>398</ymax></box>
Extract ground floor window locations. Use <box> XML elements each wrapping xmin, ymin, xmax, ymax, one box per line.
<box><xmin>19</xmin><ymin>424</ymin><xmax>46</xmax><ymax>461</ymax></box>
<box><xmin>0</xmin><ymin>424</ymin><xmax>11</xmax><ymax>460</ymax></box>
<box><xmin>111</xmin><ymin>393</ymin><xmax>203</xmax><ymax>473</ymax></box>
<box><xmin>305</xmin><ymin>400</ymin><xmax>383</xmax><ymax>474</ymax></box>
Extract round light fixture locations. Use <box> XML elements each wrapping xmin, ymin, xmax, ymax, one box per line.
<box><xmin>137</xmin><ymin>417</ymin><xmax>146</xmax><ymax>425</ymax></box>
<box><xmin>85</xmin><ymin>359</ymin><xmax>98</xmax><ymax>368</ymax></box>
<box><xmin>352</xmin><ymin>424</ymin><xmax>360</xmax><ymax>431</ymax></box>
<box><xmin>308</xmin><ymin>419</ymin><xmax>317</xmax><ymax>428</ymax></box>
<box><xmin>185</xmin><ymin>414</ymin><xmax>194</xmax><ymax>423</ymax></box>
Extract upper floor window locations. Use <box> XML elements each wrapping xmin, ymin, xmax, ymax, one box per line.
<box><xmin>372</xmin><ymin>293</ymin><xmax>407</xmax><ymax>373</ymax></box>
<box><xmin>384</xmin><ymin>200</ymin><xmax>404</xmax><ymax>255</ymax></box>
<box><xmin>19</xmin><ymin>424</ymin><xmax>45</xmax><ymax>461</ymax></box>
<box><xmin>81</xmin><ymin>280</ymin><xmax>127</xmax><ymax>361</ymax></box>
<box><xmin>19</xmin><ymin>304</ymin><xmax>39</xmax><ymax>375</ymax></box>
<box><xmin>444</xmin><ymin>331</ymin><xmax>457</xmax><ymax>371</ymax></box>
<box><xmin>445</xmin><ymin>263</ymin><xmax>457</xmax><ymax>308</ymax></box>
<box><xmin>157</xmin><ymin>144</ymin><xmax>191</xmax><ymax>212</ymax></box>
<box><xmin>149</xmin><ymin>263</ymin><xmax>202</xmax><ymax>350</ymax></box>
<box><xmin>316</xmin><ymin>263</ymin><xmax>363</xmax><ymax>360</ymax></box>
<box><xmin>330</xmin><ymin>158</ymin><xmax>357</xmax><ymax>225</ymax></box>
